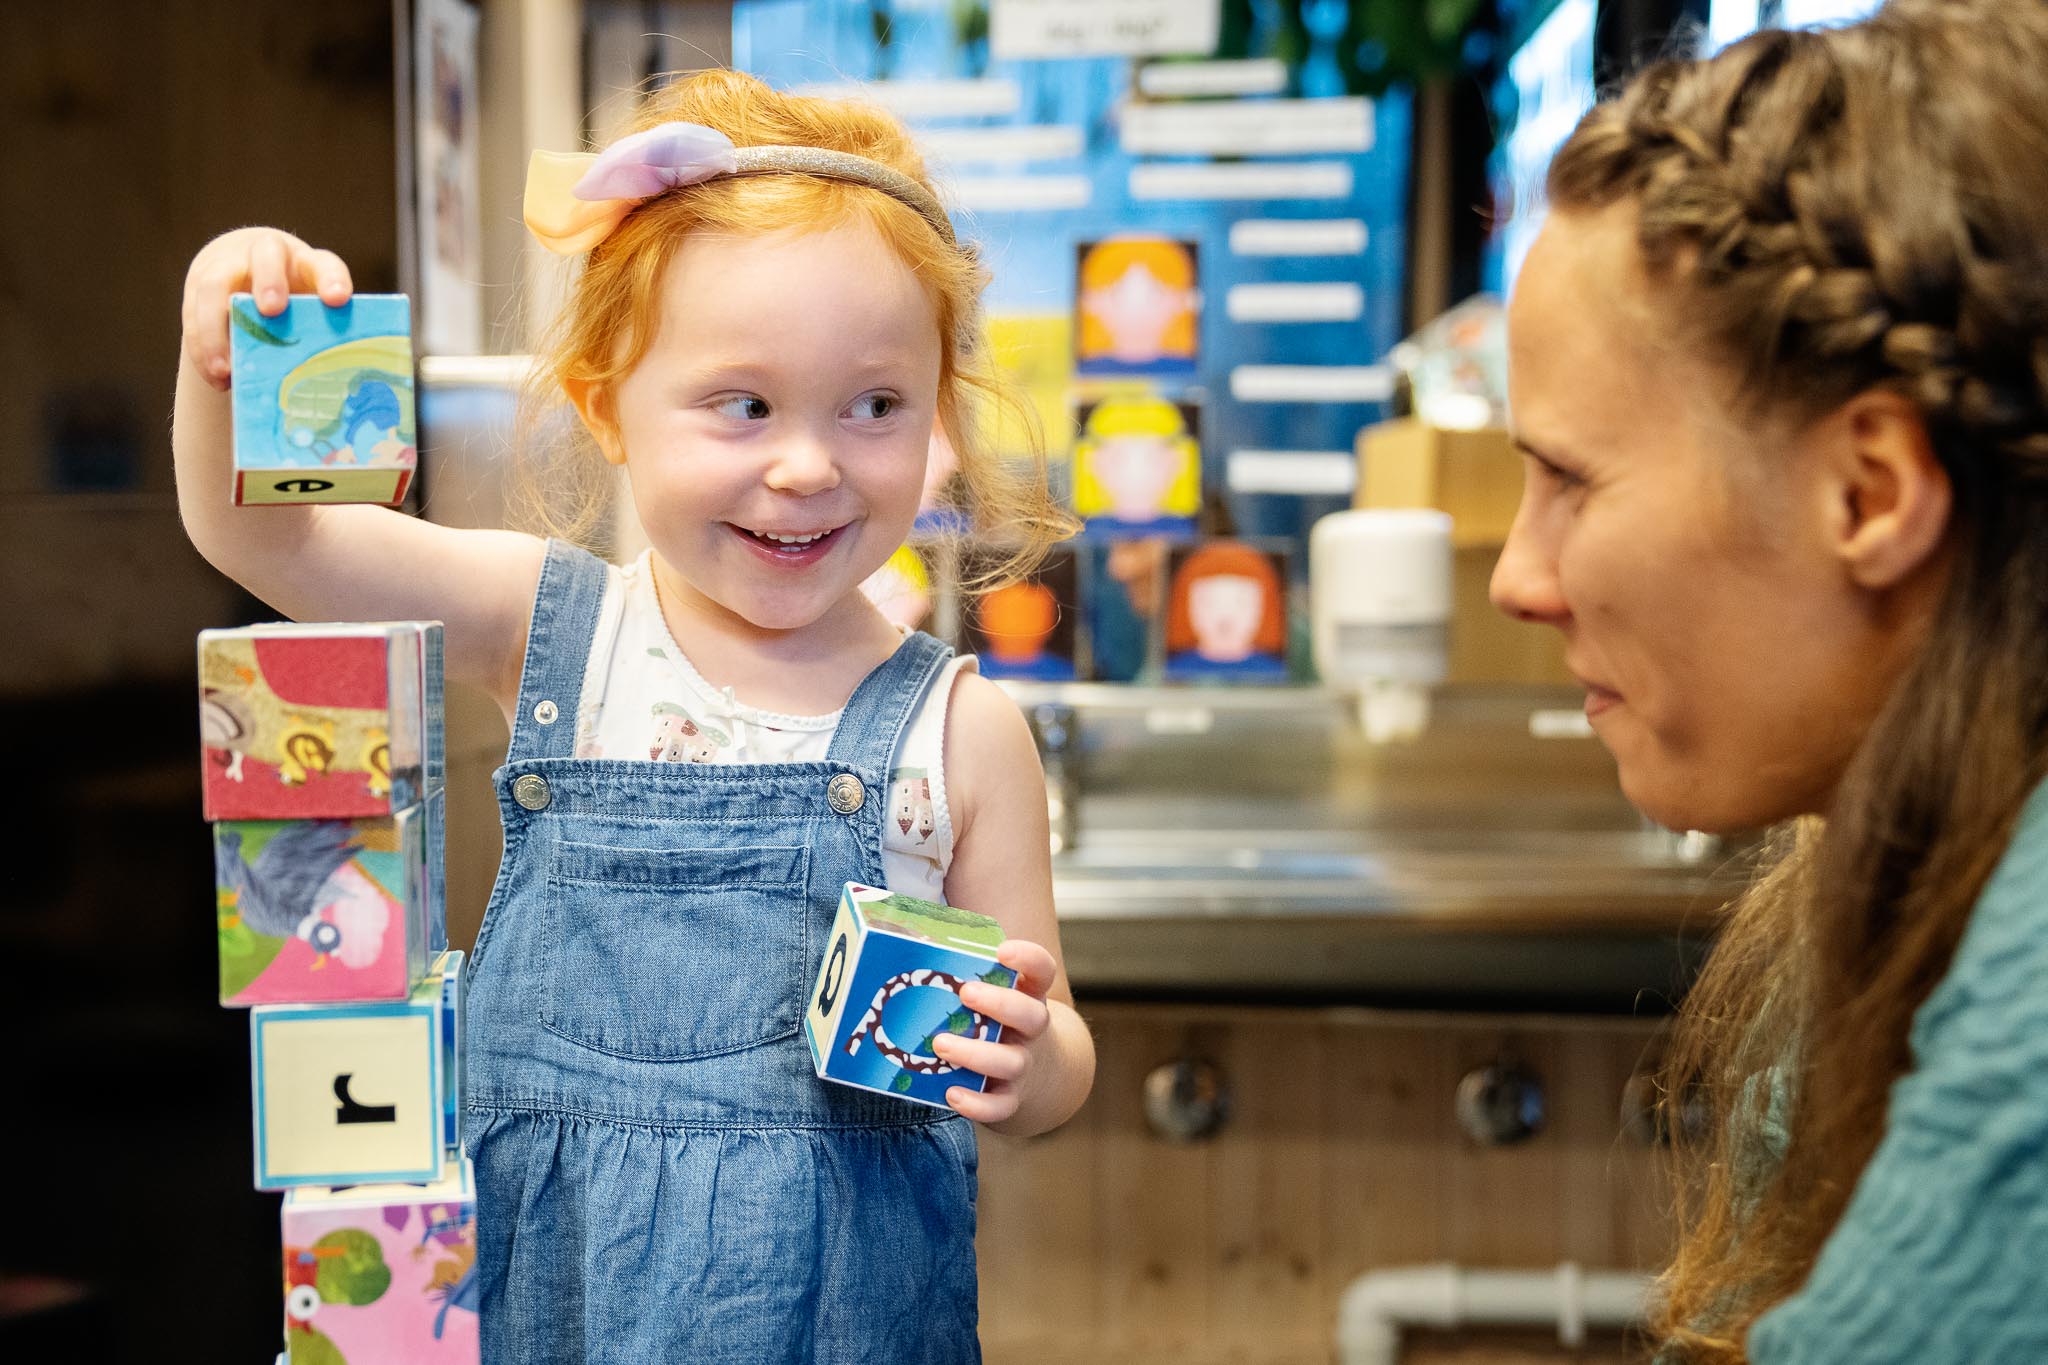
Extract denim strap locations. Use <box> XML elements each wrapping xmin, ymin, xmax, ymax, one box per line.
<box><xmin>506</xmin><ymin>538</ymin><xmax>610</xmax><ymax>763</ymax></box>
<box><xmin>826</xmin><ymin>630</ymin><xmax>955</xmax><ymax>776</ymax></box>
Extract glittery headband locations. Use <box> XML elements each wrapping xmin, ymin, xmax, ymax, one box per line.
<box><xmin>523</xmin><ymin>120</ymin><xmax>959</xmax><ymax>256</ymax></box>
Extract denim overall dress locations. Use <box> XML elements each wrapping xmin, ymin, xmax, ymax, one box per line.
<box><xmin>464</xmin><ymin>540</ymin><xmax>983</xmax><ymax>1364</ymax></box>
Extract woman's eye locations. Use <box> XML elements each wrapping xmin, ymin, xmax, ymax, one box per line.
<box><xmin>713</xmin><ymin>395</ymin><xmax>770</xmax><ymax>421</ymax></box>
<box><xmin>848</xmin><ymin>393</ymin><xmax>898</xmax><ymax>421</ymax></box>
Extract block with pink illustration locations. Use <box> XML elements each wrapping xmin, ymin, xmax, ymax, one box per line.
<box><xmin>215</xmin><ymin>804</ymin><xmax>433</xmax><ymax>1006</ymax></box>
<box><xmin>200</xmin><ymin>623</ymin><xmax>435</xmax><ymax>821</ymax></box>
<box><xmin>280</xmin><ymin>1156</ymin><xmax>479</xmax><ymax>1364</ymax></box>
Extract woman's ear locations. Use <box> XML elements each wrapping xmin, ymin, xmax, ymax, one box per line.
<box><xmin>563</xmin><ymin>376</ymin><xmax>626</xmax><ymax>467</ymax></box>
<box><xmin>1819</xmin><ymin>389</ymin><xmax>1951</xmax><ymax>590</ymax></box>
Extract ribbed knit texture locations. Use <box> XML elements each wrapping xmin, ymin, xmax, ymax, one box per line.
<box><xmin>1745</xmin><ymin>778</ymin><xmax>2048</xmax><ymax>1361</ymax></box>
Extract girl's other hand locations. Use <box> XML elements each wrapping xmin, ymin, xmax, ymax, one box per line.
<box><xmin>933</xmin><ymin>938</ymin><xmax>1060</xmax><ymax>1127</ymax></box>
<box><xmin>180</xmin><ymin>227</ymin><xmax>355</xmax><ymax>392</ymax></box>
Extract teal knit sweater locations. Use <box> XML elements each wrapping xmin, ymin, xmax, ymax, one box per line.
<box><xmin>1721</xmin><ymin>779</ymin><xmax>2048</xmax><ymax>1360</ymax></box>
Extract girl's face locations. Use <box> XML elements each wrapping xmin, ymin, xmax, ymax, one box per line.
<box><xmin>600</xmin><ymin>220</ymin><xmax>942</xmax><ymax>639</ymax></box>
<box><xmin>1490</xmin><ymin>203</ymin><xmax>1909</xmax><ymax>834</ymax></box>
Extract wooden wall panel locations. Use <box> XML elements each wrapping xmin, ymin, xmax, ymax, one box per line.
<box><xmin>979</xmin><ymin>1003</ymin><xmax>1674</xmax><ymax>1364</ymax></box>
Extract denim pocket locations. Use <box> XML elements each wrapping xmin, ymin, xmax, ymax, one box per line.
<box><xmin>541</xmin><ymin>839</ymin><xmax>810</xmax><ymax>1061</ymax></box>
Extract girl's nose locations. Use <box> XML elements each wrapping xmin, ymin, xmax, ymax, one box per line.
<box><xmin>764</xmin><ymin>433</ymin><xmax>841</xmax><ymax>496</ymax></box>
<box><xmin>1489</xmin><ymin>507</ymin><xmax>1569</xmax><ymax>626</ymax></box>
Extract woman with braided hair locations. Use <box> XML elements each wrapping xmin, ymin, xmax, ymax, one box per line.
<box><xmin>1489</xmin><ymin>1</ymin><xmax>2048</xmax><ymax>1359</ymax></box>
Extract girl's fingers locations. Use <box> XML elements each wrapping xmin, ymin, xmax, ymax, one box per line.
<box><xmin>959</xmin><ymin>982</ymin><xmax>1051</xmax><ymax>1040</ymax></box>
<box><xmin>947</xmin><ymin>1080</ymin><xmax>1020</xmax><ymax>1125</ymax></box>
<box><xmin>995</xmin><ymin>938</ymin><xmax>1059</xmax><ymax>999</ymax></box>
<box><xmin>295</xmin><ymin>247</ymin><xmax>354</xmax><ymax>306</ymax></box>
<box><xmin>248</xmin><ymin>233</ymin><xmax>294</xmax><ymax>313</ymax></box>
<box><xmin>931</xmin><ymin>1034</ymin><xmax>1027</xmax><ymax>1083</ymax></box>
<box><xmin>185</xmin><ymin>261</ymin><xmax>241</xmax><ymax>385</ymax></box>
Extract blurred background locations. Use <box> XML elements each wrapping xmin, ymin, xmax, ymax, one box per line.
<box><xmin>0</xmin><ymin>1</ymin><xmax>1881</xmax><ymax>1361</ymax></box>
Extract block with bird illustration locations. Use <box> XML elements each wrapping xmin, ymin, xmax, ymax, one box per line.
<box><xmin>214</xmin><ymin>801</ymin><xmax>444</xmax><ymax>1006</ymax></box>
<box><xmin>230</xmin><ymin>293</ymin><xmax>416</xmax><ymax>507</ymax></box>
<box><xmin>280</xmin><ymin>1156</ymin><xmax>479</xmax><ymax>1364</ymax></box>
<box><xmin>251</xmin><ymin>951</ymin><xmax>464</xmax><ymax>1190</ymax></box>
<box><xmin>199</xmin><ymin>622</ymin><xmax>442</xmax><ymax>821</ymax></box>
<box><xmin>803</xmin><ymin>883</ymin><xmax>1017</xmax><ymax>1110</ymax></box>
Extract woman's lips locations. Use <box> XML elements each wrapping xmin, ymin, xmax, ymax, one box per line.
<box><xmin>1583</xmin><ymin>683</ymin><xmax>1621</xmax><ymax>718</ymax></box>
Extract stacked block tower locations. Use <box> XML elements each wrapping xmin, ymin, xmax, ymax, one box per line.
<box><xmin>201</xmin><ymin>620</ymin><xmax>476</xmax><ymax>1364</ymax></box>
<box><xmin>206</xmin><ymin>289</ymin><xmax>476</xmax><ymax>1365</ymax></box>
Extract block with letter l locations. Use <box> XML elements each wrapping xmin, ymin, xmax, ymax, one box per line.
<box><xmin>251</xmin><ymin>951</ymin><xmax>463</xmax><ymax>1189</ymax></box>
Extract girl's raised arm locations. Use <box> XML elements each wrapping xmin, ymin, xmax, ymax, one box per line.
<box><xmin>174</xmin><ymin>227</ymin><xmax>545</xmax><ymax>718</ymax></box>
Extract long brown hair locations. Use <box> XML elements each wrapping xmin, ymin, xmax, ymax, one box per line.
<box><xmin>1544</xmin><ymin>3</ymin><xmax>2048</xmax><ymax>1357</ymax></box>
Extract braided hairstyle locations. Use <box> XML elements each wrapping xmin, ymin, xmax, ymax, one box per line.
<box><xmin>1545</xmin><ymin>3</ymin><xmax>2048</xmax><ymax>1359</ymax></box>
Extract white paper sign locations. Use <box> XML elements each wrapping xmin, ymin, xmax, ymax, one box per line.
<box><xmin>1120</xmin><ymin>97</ymin><xmax>1373</xmax><ymax>157</ymax></box>
<box><xmin>993</xmin><ymin>0</ymin><xmax>1221</xmax><ymax>59</ymax></box>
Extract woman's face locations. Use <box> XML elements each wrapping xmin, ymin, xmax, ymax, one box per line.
<box><xmin>1491</xmin><ymin>204</ymin><xmax>1919</xmax><ymax>833</ymax></box>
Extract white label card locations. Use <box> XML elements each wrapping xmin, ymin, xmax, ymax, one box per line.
<box><xmin>993</xmin><ymin>0</ymin><xmax>1220</xmax><ymax>59</ymax></box>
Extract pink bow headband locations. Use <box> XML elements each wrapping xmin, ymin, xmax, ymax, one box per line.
<box><xmin>523</xmin><ymin>120</ymin><xmax>960</xmax><ymax>256</ymax></box>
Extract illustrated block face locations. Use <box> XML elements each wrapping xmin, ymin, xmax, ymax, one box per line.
<box><xmin>251</xmin><ymin>952</ymin><xmax>460</xmax><ymax>1188</ymax></box>
<box><xmin>804</xmin><ymin>884</ymin><xmax>1018</xmax><ymax>1110</ymax></box>
<box><xmin>199</xmin><ymin>623</ymin><xmax>426</xmax><ymax>820</ymax></box>
<box><xmin>230</xmin><ymin>293</ymin><xmax>416</xmax><ymax>506</ymax></box>
<box><xmin>280</xmin><ymin>1156</ymin><xmax>478</xmax><ymax>1363</ymax></box>
<box><xmin>215</xmin><ymin>805</ymin><xmax>430</xmax><ymax>1006</ymax></box>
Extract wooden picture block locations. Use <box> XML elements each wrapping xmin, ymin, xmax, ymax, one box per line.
<box><xmin>281</xmin><ymin>1156</ymin><xmax>478</xmax><ymax>1363</ymax></box>
<box><xmin>805</xmin><ymin>883</ymin><xmax>1017</xmax><ymax>1109</ymax></box>
<box><xmin>251</xmin><ymin>951</ymin><xmax>463</xmax><ymax>1189</ymax></box>
<box><xmin>230</xmin><ymin>293</ymin><xmax>416</xmax><ymax>506</ymax></box>
<box><xmin>214</xmin><ymin>804</ymin><xmax>434</xmax><ymax>1007</ymax></box>
<box><xmin>199</xmin><ymin>622</ymin><xmax>443</xmax><ymax>821</ymax></box>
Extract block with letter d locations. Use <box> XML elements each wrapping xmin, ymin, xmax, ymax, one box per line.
<box><xmin>804</xmin><ymin>884</ymin><xmax>1017</xmax><ymax>1109</ymax></box>
<box><xmin>251</xmin><ymin>951</ymin><xmax>464</xmax><ymax>1190</ymax></box>
<box><xmin>229</xmin><ymin>292</ymin><xmax>416</xmax><ymax>507</ymax></box>
<box><xmin>280</xmin><ymin>1157</ymin><xmax>479</xmax><ymax>1363</ymax></box>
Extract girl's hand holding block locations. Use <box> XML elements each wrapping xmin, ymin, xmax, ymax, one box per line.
<box><xmin>182</xmin><ymin>227</ymin><xmax>355</xmax><ymax>390</ymax></box>
<box><xmin>932</xmin><ymin>937</ymin><xmax>1062</xmax><ymax>1126</ymax></box>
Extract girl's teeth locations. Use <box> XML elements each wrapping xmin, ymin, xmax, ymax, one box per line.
<box><xmin>757</xmin><ymin>530</ymin><xmax>824</xmax><ymax>545</ymax></box>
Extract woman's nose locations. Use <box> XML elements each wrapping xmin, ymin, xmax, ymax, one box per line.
<box><xmin>1489</xmin><ymin>507</ymin><xmax>1569</xmax><ymax>626</ymax></box>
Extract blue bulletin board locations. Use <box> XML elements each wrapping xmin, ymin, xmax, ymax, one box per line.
<box><xmin>733</xmin><ymin>0</ymin><xmax>1411</xmax><ymax>556</ymax></box>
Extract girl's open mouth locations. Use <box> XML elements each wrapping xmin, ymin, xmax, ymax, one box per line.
<box><xmin>730</xmin><ymin>523</ymin><xmax>844</xmax><ymax>563</ymax></box>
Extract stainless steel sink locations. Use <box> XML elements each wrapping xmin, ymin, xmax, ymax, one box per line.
<box><xmin>999</xmin><ymin>681</ymin><xmax>1748</xmax><ymax>1008</ymax></box>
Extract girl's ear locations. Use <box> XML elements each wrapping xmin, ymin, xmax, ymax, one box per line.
<box><xmin>564</xmin><ymin>377</ymin><xmax>627</xmax><ymax>466</ymax></box>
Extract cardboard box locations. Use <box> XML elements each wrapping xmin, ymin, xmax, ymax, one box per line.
<box><xmin>805</xmin><ymin>884</ymin><xmax>1017</xmax><ymax>1110</ymax></box>
<box><xmin>1356</xmin><ymin>418</ymin><xmax>1522</xmax><ymax>547</ymax></box>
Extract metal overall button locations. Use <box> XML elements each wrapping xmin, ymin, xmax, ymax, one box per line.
<box><xmin>512</xmin><ymin>773</ymin><xmax>553</xmax><ymax>811</ymax></box>
<box><xmin>532</xmin><ymin>699</ymin><xmax>559</xmax><ymax>725</ymax></box>
<box><xmin>826</xmin><ymin>773</ymin><xmax>865</xmax><ymax>815</ymax></box>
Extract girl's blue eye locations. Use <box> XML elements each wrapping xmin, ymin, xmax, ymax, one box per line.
<box><xmin>714</xmin><ymin>395</ymin><xmax>770</xmax><ymax>421</ymax></box>
<box><xmin>848</xmin><ymin>393</ymin><xmax>897</xmax><ymax>421</ymax></box>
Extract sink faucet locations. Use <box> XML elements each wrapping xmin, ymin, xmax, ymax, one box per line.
<box><xmin>1027</xmin><ymin>701</ymin><xmax>1080</xmax><ymax>855</ymax></box>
